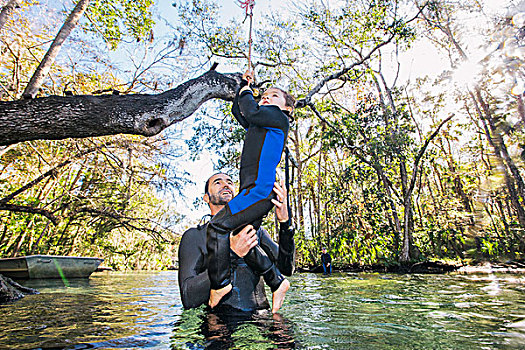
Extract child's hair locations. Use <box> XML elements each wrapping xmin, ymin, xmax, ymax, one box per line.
<box><xmin>271</xmin><ymin>87</ymin><xmax>296</xmax><ymax>111</ymax></box>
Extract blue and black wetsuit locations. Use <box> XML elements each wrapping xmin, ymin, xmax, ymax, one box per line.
<box><xmin>206</xmin><ymin>82</ymin><xmax>290</xmax><ymax>293</ymax></box>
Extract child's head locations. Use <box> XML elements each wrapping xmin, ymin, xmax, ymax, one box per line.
<box><xmin>259</xmin><ymin>87</ymin><xmax>295</xmax><ymax>113</ymax></box>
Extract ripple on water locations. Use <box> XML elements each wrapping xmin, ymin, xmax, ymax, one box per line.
<box><xmin>1</xmin><ymin>271</ymin><xmax>524</xmax><ymax>349</ymax></box>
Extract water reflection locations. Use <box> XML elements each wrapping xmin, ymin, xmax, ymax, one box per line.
<box><xmin>171</xmin><ymin>306</ymin><xmax>296</xmax><ymax>349</ymax></box>
<box><xmin>0</xmin><ymin>271</ymin><xmax>524</xmax><ymax>349</ymax></box>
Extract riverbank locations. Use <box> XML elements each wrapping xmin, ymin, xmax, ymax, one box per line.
<box><xmin>297</xmin><ymin>259</ymin><xmax>525</xmax><ymax>274</ymax></box>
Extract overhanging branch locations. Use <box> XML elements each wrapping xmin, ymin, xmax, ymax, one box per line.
<box><xmin>0</xmin><ymin>70</ymin><xmax>241</xmax><ymax>146</ymax></box>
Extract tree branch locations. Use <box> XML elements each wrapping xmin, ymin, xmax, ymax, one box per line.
<box><xmin>0</xmin><ymin>145</ymin><xmax>114</xmax><ymax>204</ymax></box>
<box><xmin>0</xmin><ymin>203</ymin><xmax>58</xmax><ymax>224</ymax></box>
<box><xmin>0</xmin><ymin>70</ymin><xmax>241</xmax><ymax>146</ymax></box>
<box><xmin>408</xmin><ymin>114</ymin><xmax>455</xmax><ymax>196</ymax></box>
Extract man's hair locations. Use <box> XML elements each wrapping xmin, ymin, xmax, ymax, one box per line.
<box><xmin>271</xmin><ymin>87</ymin><xmax>296</xmax><ymax>111</ymax></box>
<box><xmin>204</xmin><ymin>172</ymin><xmax>229</xmax><ymax>194</ymax></box>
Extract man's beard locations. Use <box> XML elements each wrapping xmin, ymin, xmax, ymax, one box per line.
<box><xmin>208</xmin><ymin>192</ymin><xmax>231</xmax><ymax>206</ymax></box>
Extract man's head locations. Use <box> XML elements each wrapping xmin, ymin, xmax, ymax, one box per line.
<box><xmin>322</xmin><ymin>247</ymin><xmax>327</xmax><ymax>253</ymax></box>
<box><xmin>204</xmin><ymin>173</ymin><xmax>235</xmax><ymax>214</ymax></box>
<box><xmin>259</xmin><ymin>87</ymin><xmax>295</xmax><ymax>114</ymax></box>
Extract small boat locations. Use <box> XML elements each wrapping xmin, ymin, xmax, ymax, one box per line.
<box><xmin>0</xmin><ymin>255</ymin><xmax>103</xmax><ymax>279</ymax></box>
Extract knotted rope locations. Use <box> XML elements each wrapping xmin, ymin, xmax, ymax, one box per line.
<box><xmin>237</xmin><ymin>0</ymin><xmax>256</xmax><ymax>69</ymax></box>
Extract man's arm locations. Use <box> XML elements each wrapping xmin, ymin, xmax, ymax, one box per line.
<box><xmin>270</xmin><ymin>179</ymin><xmax>295</xmax><ymax>276</ymax></box>
<box><xmin>178</xmin><ymin>225</ymin><xmax>260</xmax><ymax>309</ymax></box>
<box><xmin>277</xmin><ymin>221</ymin><xmax>295</xmax><ymax>276</ymax></box>
<box><xmin>178</xmin><ymin>228</ymin><xmax>210</xmax><ymax>309</ymax></box>
<box><xmin>258</xmin><ymin>223</ymin><xmax>295</xmax><ymax>276</ymax></box>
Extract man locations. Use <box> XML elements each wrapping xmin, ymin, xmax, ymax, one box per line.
<box><xmin>321</xmin><ymin>247</ymin><xmax>332</xmax><ymax>275</ymax></box>
<box><xmin>178</xmin><ymin>173</ymin><xmax>295</xmax><ymax>312</ymax></box>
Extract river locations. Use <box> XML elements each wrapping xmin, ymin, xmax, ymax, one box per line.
<box><xmin>0</xmin><ymin>271</ymin><xmax>524</xmax><ymax>349</ymax></box>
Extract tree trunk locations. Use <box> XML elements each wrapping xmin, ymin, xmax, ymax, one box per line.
<box><xmin>399</xmin><ymin>159</ymin><xmax>412</xmax><ymax>262</ymax></box>
<box><xmin>517</xmin><ymin>94</ymin><xmax>525</xmax><ymax>126</ymax></box>
<box><xmin>399</xmin><ymin>115</ymin><xmax>454</xmax><ymax>262</ymax></box>
<box><xmin>0</xmin><ymin>0</ymin><xmax>21</xmax><ymax>31</ymax></box>
<box><xmin>292</xmin><ymin>128</ymin><xmax>305</xmax><ymax>230</ymax></box>
<box><xmin>1</xmin><ymin>70</ymin><xmax>240</xmax><ymax>146</ymax></box>
<box><xmin>374</xmin><ymin>165</ymin><xmax>402</xmax><ymax>249</ymax></box>
<box><xmin>470</xmin><ymin>90</ymin><xmax>525</xmax><ymax>226</ymax></box>
<box><xmin>475</xmin><ymin>89</ymin><xmax>525</xmax><ymax>202</ymax></box>
<box><xmin>22</xmin><ymin>0</ymin><xmax>91</xmax><ymax>99</ymax></box>
<box><xmin>0</xmin><ymin>274</ymin><xmax>38</xmax><ymax>303</ymax></box>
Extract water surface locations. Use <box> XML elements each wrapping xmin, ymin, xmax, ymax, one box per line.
<box><xmin>0</xmin><ymin>271</ymin><xmax>524</xmax><ymax>349</ymax></box>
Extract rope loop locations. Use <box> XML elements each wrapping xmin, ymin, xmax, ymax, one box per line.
<box><xmin>237</xmin><ymin>0</ymin><xmax>255</xmax><ymax>16</ymax></box>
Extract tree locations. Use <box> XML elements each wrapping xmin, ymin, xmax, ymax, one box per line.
<box><xmin>22</xmin><ymin>0</ymin><xmax>91</xmax><ymax>98</ymax></box>
<box><xmin>0</xmin><ymin>0</ymin><xmax>21</xmax><ymax>31</ymax></box>
<box><xmin>418</xmin><ymin>0</ymin><xmax>525</xmax><ymax>240</ymax></box>
<box><xmin>22</xmin><ymin>0</ymin><xmax>155</xmax><ymax>99</ymax></box>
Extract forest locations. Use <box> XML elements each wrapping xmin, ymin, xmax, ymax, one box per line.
<box><xmin>0</xmin><ymin>0</ymin><xmax>524</xmax><ymax>271</ymax></box>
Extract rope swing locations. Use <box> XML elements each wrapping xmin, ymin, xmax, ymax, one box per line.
<box><xmin>237</xmin><ymin>0</ymin><xmax>256</xmax><ymax>70</ymax></box>
<box><xmin>237</xmin><ymin>0</ymin><xmax>294</xmax><ymax>225</ymax></box>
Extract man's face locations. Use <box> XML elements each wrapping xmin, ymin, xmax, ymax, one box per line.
<box><xmin>205</xmin><ymin>174</ymin><xmax>235</xmax><ymax>206</ymax></box>
<box><xmin>259</xmin><ymin>88</ymin><xmax>291</xmax><ymax>112</ymax></box>
<box><xmin>322</xmin><ymin>249</ymin><xmax>326</xmax><ymax>253</ymax></box>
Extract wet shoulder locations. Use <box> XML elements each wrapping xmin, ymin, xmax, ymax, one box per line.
<box><xmin>180</xmin><ymin>226</ymin><xmax>206</xmax><ymax>246</ymax></box>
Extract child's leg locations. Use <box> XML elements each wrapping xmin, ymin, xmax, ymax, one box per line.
<box><xmin>245</xmin><ymin>218</ymin><xmax>289</xmax><ymax>313</ymax></box>
<box><xmin>243</xmin><ymin>244</ymin><xmax>285</xmax><ymax>291</ymax></box>
<box><xmin>207</xmin><ymin>190</ymin><xmax>276</xmax><ymax>289</ymax></box>
<box><xmin>207</xmin><ymin>180</ymin><xmax>280</xmax><ymax>307</ymax></box>
<box><xmin>206</xmin><ymin>205</ymin><xmax>237</xmax><ymax>291</ymax></box>
<box><xmin>241</xmin><ymin>218</ymin><xmax>285</xmax><ymax>292</ymax></box>
<box><xmin>243</xmin><ymin>243</ymin><xmax>290</xmax><ymax>313</ymax></box>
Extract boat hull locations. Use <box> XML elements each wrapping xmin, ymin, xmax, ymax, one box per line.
<box><xmin>0</xmin><ymin>255</ymin><xmax>103</xmax><ymax>279</ymax></box>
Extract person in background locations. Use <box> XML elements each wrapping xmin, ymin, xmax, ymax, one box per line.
<box><xmin>321</xmin><ymin>247</ymin><xmax>332</xmax><ymax>275</ymax></box>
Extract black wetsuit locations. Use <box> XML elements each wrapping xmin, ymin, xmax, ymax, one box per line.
<box><xmin>178</xmin><ymin>220</ymin><xmax>295</xmax><ymax>311</ymax></box>
<box><xmin>321</xmin><ymin>252</ymin><xmax>332</xmax><ymax>275</ymax></box>
<box><xmin>206</xmin><ymin>83</ymin><xmax>291</xmax><ymax>292</ymax></box>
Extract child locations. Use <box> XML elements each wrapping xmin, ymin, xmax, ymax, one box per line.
<box><xmin>207</xmin><ymin>70</ymin><xmax>294</xmax><ymax>313</ymax></box>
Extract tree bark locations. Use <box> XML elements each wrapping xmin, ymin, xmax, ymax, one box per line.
<box><xmin>1</xmin><ymin>70</ymin><xmax>240</xmax><ymax>146</ymax></box>
<box><xmin>0</xmin><ymin>0</ymin><xmax>21</xmax><ymax>31</ymax></box>
<box><xmin>400</xmin><ymin>115</ymin><xmax>454</xmax><ymax>262</ymax></box>
<box><xmin>470</xmin><ymin>90</ymin><xmax>525</xmax><ymax>226</ymax></box>
<box><xmin>0</xmin><ymin>274</ymin><xmax>38</xmax><ymax>303</ymax></box>
<box><xmin>22</xmin><ymin>0</ymin><xmax>91</xmax><ymax>99</ymax></box>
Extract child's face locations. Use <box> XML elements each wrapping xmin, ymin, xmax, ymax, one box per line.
<box><xmin>259</xmin><ymin>88</ymin><xmax>291</xmax><ymax>112</ymax></box>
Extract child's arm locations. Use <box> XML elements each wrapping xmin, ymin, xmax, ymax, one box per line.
<box><xmin>231</xmin><ymin>83</ymin><xmax>250</xmax><ymax>129</ymax></box>
<box><xmin>231</xmin><ymin>69</ymin><xmax>256</xmax><ymax>129</ymax></box>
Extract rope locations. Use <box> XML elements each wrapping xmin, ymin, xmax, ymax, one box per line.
<box><xmin>237</xmin><ymin>0</ymin><xmax>256</xmax><ymax>69</ymax></box>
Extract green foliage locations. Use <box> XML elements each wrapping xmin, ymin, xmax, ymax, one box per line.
<box><xmin>0</xmin><ymin>2</ymin><xmax>182</xmax><ymax>269</ymax></box>
<box><xmin>84</xmin><ymin>0</ymin><xmax>155</xmax><ymax>50</ymax></box>
<box><xmin>3</xmin><ymin>0</ymin><xmax>524</xmax><ymax>272</ymax></box>
<box><xmin>0</xmin><ymin>136</ymin><xmax>181</xmax><ymax>269</ymax></box>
